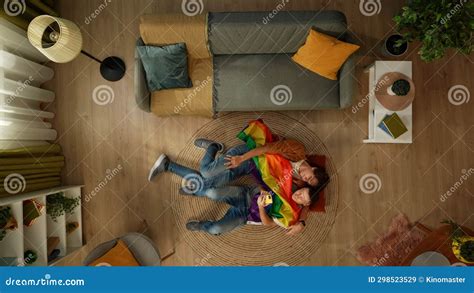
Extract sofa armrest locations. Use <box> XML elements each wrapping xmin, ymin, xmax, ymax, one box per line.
<box><xmin>338</xmin><ymin>54</ymin><xmax>357</xmax><ymax>109</ymax></box>
<box><xmin>135</xmin><ymin>38</ymin><xmax>151</xmax><ymax>112</ymax></box>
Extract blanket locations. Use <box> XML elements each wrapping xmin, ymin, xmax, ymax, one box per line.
<box><xmin>237</xmin><ymin>120</ymin><xmax>301</xmax><ymax>227</ymax></box>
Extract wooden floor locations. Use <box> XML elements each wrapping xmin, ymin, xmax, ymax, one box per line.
<box><xmin>49</xmin><ymin>0</ymin><xmax>474</xmax><ymax>266</ymax></box>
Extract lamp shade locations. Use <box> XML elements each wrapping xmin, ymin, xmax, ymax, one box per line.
<box><xmin>27</xmin><ymin>15</ymin><xmax>83</xmax><ymax>63</ymax></box>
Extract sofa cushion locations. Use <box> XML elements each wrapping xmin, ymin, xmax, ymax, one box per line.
<box><xmin>137</xmin><ymin>43</ymin><xmax>193</xmax><ymax>91</ymax></box>
<box><xmin>151</xmin><ymin>57</ymin><xmax>214</xmax><ymax>118</ymax></box>
<box><xmin>292</xmin><ymin>29</ymin><xmax>360</xmax><ymax>80</ymax></box>
<box><xmin>208</xmin><ymin>11</ymin><xmax>347</xmax><ymax>55</ymax></box>
<box><xmin>213</xmin><ymin>54</ymin><xmax>340</xmax><ymax>112</ymax></box>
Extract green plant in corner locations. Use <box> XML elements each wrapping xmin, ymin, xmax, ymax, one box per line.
<box><xmin>393</xmin><ymin>0</ymin><xmax>474</xmax><ymax>62</ymax></box>
<box><xmin>47</xmin><ymin>192</ymin><xmax>80</xmax><ymax>222</ymax></box>
<box><xmin>442</xmin><ymin>219</ymin><xmax>474</xmax><ymax>263</ymax></box>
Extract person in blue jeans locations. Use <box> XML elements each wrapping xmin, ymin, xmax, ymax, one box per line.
<box><xmin>148</xmin><ymin>139</ymin><xmax>319</xmax><ymax>235</ymax></box>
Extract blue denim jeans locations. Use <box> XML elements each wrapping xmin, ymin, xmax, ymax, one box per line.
<box><xmin>168</xmin><ymin>144</ymin><xmax>252</xmax><ymax>191</ymax></box>
<box><xmin>167</xmin><ymin>144</ymin><xmax>257</xmax><ymax>235</ymax></box>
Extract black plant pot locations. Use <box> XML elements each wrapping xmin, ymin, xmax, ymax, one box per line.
<box><xmin>383</xmin><ymin>34</ymin><xmax>408</xmax><ymax>57</ymax></box>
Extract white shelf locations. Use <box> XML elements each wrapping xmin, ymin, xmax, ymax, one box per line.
<box><xmin>23</xmin><ymin>196</ymin><xmax>48</xmax><ymax>266</ymax></box>
<box><xmin>0</xmin><ymin>185</ymin><xmax>83</xmax><ymax>266</ymax></box>
<box><xmin>0</xmin><ymin>202</ymin><xmax>23</xmax><ymax>266</ymax></box>
<box><xmin>364</xmin><ymin>61</ymin><xmax>413</xmax><ymax>144</ymax></box>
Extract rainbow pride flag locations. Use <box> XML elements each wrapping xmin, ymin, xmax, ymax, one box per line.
<box><xmin>237</xmin><ymin>120</ymin><xmax>301</xmax><ymax>227</ymax></box>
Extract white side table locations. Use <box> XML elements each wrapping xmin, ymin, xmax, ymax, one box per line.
<box><xmin>363</xmin><ymin>61</ymin><xmax>413</xmax><ymax>144</ymax></box>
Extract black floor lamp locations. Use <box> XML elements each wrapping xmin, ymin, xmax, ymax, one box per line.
<box><xmin>27</xmin><ymin>15</ymin><xmax>126</xmax><ymax>82</ymax></box>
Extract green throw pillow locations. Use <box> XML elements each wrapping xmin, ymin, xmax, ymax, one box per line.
<box><xmin>137</xmin><ymin>43</ymin><xmax>192</xmax><ymax>91</ymax></box>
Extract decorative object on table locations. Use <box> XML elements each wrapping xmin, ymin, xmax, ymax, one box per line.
<box><xmin>48</xmin><ymin>249</ymin><xmax>61</xmax><ymax>263</ymax></box>
<box><xmin>378</xmin><ymin>113</ymin><xmax>408</xmax><ymax>139</ymax></box>
<box><xmin>46</xmin><ymin>192</ymin><xmax>80</xmax><ymax>222</ymax></box>
<box><xmin>24</xmin><ymin>250</ymin><xmax>38</xmax><ymax>265</ymax></box>
<box><xmin>411</xmin><ymin>251</ymin><xmax>451</xmax><ymax>266</ymax></box>
<box><xmin>0</xmin><ymin>206</ymin><xmax>18</xmax><ymax>241</ymax></box>
<box><xmin>47</xmin><ymin>237</ymin><xmax>60</xmax><ymax>256</ymax></box>
<box><xmin>356</xmin><ymin>213</ymin><xmax>427</xmax><ymax>266</ymax></box>
<box><xmin>375</xmin><ymin>72</ymin><xmax>415</xmax><ymax>111</ymax></box>
<box><xmin>27</xmin><ymin>15</ymin><xmax>126</xmax><ymax>81</ymax></box>
<box><xmin>443</xmin><ymin>220</ymin><xmax>474</xmax><ymax>264</ymax></box>
<box><xmin>382</xmin><ymin>34</ymin><xmax>408</xmax><ymax>57</ymax></box>
<box><xmin>393</xmin><ymin>0</ymin><xmax>473</xmax><ymax>62</ymax></box>
<box><xmin>66</xmin><ymin>221</ymin><xmax>80</xmax><ymax>235</ymax></box>
<box><xmin>23</xmin><ymin>199</ymin><xmax>45</xmax><ymax>227</ymax></box>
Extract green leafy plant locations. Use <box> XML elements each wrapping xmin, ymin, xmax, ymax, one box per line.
<box><xmin>392</xmin><ymin>79</ymin><xmax>411</xmax><ymax>96</ymax></box>
<box><xmin>0</xmin><ymin>206</ymin><xmax>18</xmax><ymax>241</ymax></box>
<box><xmin>443</xmin><ymin>219</ymin><xmax>474</xmax><ymax>262</ymax></box>
<box><xmin>442</xmin><ymin>219</ymin><xmax>465</xmax><ymax>240</ymax></box>
<box><xmin>393</xmin><ymin>0</ymin><xmax>474</xmax><ymax>62</ymax></box>
<box><xmin>46</xmin><ymin>192</ymin><xmax>80</xmax><ymax>222</ymax></box>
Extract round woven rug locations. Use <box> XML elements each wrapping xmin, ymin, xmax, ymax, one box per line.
<box><xmin>171</xmin><ymin>112</ymin><xmax>338</xmax><ymax>266</ymax></box>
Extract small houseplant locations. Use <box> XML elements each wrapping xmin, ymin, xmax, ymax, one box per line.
<box><xmin>393</xmin><ymin>0</ymin><xmax>473</xmax><ymax>62</ymax></box>
<box><xmin>47</xmin><ymin>192</ymin><xmax>80</xmax><ymax>222</ymax></box>
<box><xmin>0</xmin><ymin>206</ymin><xmax>18</xmax><ymax>241</ymax></box>
<box><xmin>443</xmin><ymin>220</ymin><xmax>474</xmax><ymax>263</ymax></box>
<box><xmin>383</xmin><ymin>34</ymin><xmax>408</xmax><ymax>56</ymax></box>
<box><xmin>391</xmin><ymin>79</ymin><xmax>411</xmax><ymax>96</ymax></box>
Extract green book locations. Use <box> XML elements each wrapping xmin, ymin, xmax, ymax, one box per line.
<box><xmin>381</xmin><ymin>113</ymin><xmax>408</xmax><ymax>139</ymax></box>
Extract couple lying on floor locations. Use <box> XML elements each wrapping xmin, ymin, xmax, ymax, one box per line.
<box><xmin>148</xmin><ymin>137</ymin><xmax>329</xmax><ymax>236</ymax></box>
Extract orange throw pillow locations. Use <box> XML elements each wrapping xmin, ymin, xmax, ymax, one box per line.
<box><xmin>292</xmin><ymin>29</ymin><xmax>360</xmax><ymax>80</ymax></box>
<box><xmin>89</xmin><ymin>240</ymin><xmax>140</xmax><ymax>266</ymax></box>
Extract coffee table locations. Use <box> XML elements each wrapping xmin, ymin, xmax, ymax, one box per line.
<box><xmin>363</xmin><ymin>61</ymin><xmax>413</xmax><ymax>144</ymax></box>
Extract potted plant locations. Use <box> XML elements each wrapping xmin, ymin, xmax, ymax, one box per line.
<box><xmin>390</xmin><ymin>79</ymin><xmax>411</xmax><ymax>96</ymax></box>
<box><xmin>393</xmin><ymin>0</ymin><xmax>473</xmax><ymax>62</ymax></box>
<box><xmin>46</xmin><ymin>192</ymin><xmax>80</xmax><ymax>222</ymax></box>
<box><xmin>443</xmin><ymin>220</ymin><xmax>474</xmax><ymax>264</ymax></box>
<box><xmin>0</xmin><ymin>206</ymin><xmax>18</xmax><ymax>241</ymax></box>
<box><xmin>383</xmin><ymin>34</ymin><xmax>408</xmax><ymax>57</ymax></box>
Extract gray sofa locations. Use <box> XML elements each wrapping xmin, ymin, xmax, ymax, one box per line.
<box><xmin>135</xmin><ymin>11</ymin><xmax>357</xmax><ymax>114</ymax></box>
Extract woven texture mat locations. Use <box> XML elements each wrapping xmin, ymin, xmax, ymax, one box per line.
<box><xmin>171</xmin><ymin>112</ymin><xmax>339</xmax><ymax>266</ymax></box>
